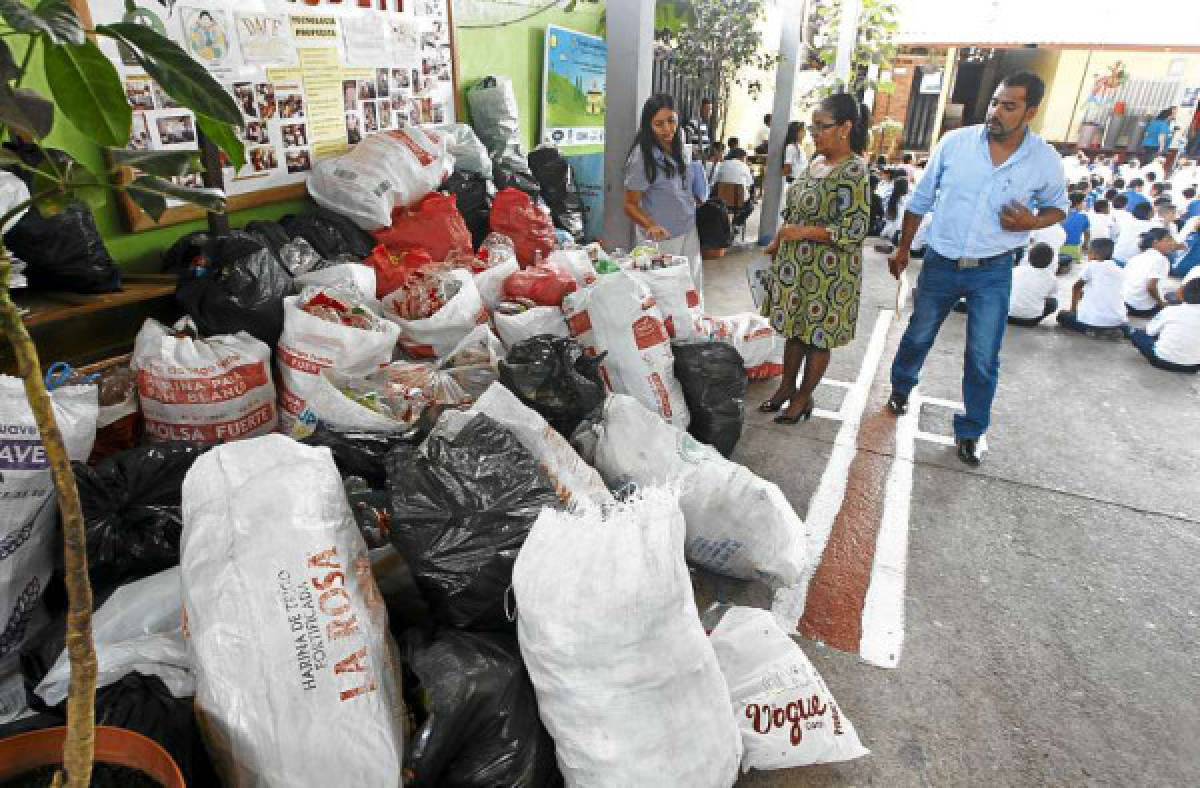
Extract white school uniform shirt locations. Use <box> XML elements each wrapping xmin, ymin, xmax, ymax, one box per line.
<box><xmin>1088</xmin><ymin>211</ymin><xmax>1118</xmax><ymax>240</ymax></box>
<box><xmin>1113</xmin><ymin>217</ymin><xmax>1158</xmax><ymax>263</ymax></box>
<box><xmin>1076</xmin><ymin>259</ymin><xmax>1128</xmax><ymax>327</ymax></box>
<box><xmin>1121</xmin><ymin>248</ymin><xmax>1169</xmax><ymax>310</ymax></box>
<box><xmin>1145</xmin><ymin>303</ymin><xmax>1200</xmax><ymax>366</ymax></box>
<box><xmin>1009</xmin><ymin>263</ymin><xmax>1058</xmax><ymax>319</ymax></box>
<box><xmin>1029</xmin><ymin>223</ymin><xmax>1066</xmax><ymax>257</ymax></box>
<box><xmin>713</xmin><ymin>159</ymin><xmax>755</xmax><ymax>192</ymax></box>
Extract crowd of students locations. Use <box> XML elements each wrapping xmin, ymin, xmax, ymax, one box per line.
<box><xmin>886</xmin><ymin>150</ymin><xmax>1200</xmax><ymax>374</ymax></box>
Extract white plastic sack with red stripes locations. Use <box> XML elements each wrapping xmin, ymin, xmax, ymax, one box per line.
<box><xmin>382</xmin><ymin>269</ymin><xmax>487</xmax><ymax>359</ymax></box>
<box><xmin>513</xmin><ymin>487</ymin><xmax>741</xmax><ymax>788</ymax></box>
<box><xmin>709</xmin><ymin>606</ymin><xmax>868</xmax><ymax>771</ymax></box>
<box><xmin>276</xmin><ymin>294</ymin><xmax>399</xmax><ymax>433</ymax></box>
<box><xmin>701</xmin><ymin>313</ymin><xmax>784</xmax><ymax>380</ymax></box>
<box><xmin>132</xmin><ymin>317</ymin><xmax>277</xmax><ymax>444</ymax></box>
<box><xmin>630</xmin><ymin>264</ymin><xmax>703</xmax><ymax>340</ymax></box>
<box><xmin>181</xmin><ymin>435</ymin><xmax>405</xmax><ymax>787</ymax></box>
<box><xmin>561</xmin><ymin>272</ymin><xmax>689</xmax><ymax>429</ymax></box>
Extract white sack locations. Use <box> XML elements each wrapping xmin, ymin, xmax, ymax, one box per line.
<box><xmin>294</xmin><ymin>263</ymin><xmax>379</xmax><ymax>308</ymax></box>
<box><xmin>631</xmin><ymin>264</ymin><xmax>704</xmax><ymax>340</ymax></box>
<box><xmin>277</xmin><ymin>294</ymin><xmax>400</xmax><ymax>432</ymax></box>
<box><xmin>512</xmin><ymin>487</ymin><xmax>741</xmax><ymax>788</ymax></box>
<box><xmin>437</xmin><ymin>123</ymin><xmax>492</xmax><ymax>179</ymax></box>
<box><xmin>493</xmin><ymin>306</ymin><xmax>568</xmax><ymax>350</ymax></box>
<box><xmin>465</xmin><ymin>383</ymin><xmax>612</xmax><ymax>508</ymax></box>
<box><xmin>0</xmin><ymin>379</ymin><xmax>96</xmax><ymax>677</ymax></box>
<box><xmin>37</xmin><ymin>567</ymin><xmax>191</xmax><ymax>706</ymax></box>
<box><xmin>588</xmin><ymin>394</ymin><xmax>805</xmax><ymax>585</ymax></box>
<box><xmin>473</xmin><ymin>259</ymin><xmax>519</xmax><ymax>312</ymax></box>
<box><xmin>547</xmin><ymin>248</ymin><xmax>596</xmax><ymax>288</ymax></box>
<box><xmin>562</xmin><ymin>272</ymin><xmax>690</xmax><ymax>429</ymax></box>
<box><xmin>308</xmin><ymin>128</ymin><xmax>453</xmax><ymax>230</ymax></box>
<box><xmin>709</xmin><ymin>606</ymin><xmax>869</xmax><ymax>771</ymax></box>
<box><xmin>382</xmin><ymin>269</ymin><xmax>486</xmax><ymax>359</ymax></box>
<box><xmin>132</xmin><ymin>318</ymin><xmax>278</xmax><ymax>444</ymax></box>
<box><xmin>181</xmin><ymin>435</ymin><xmax>404</xmax><ymax>787</ymax></box>
<box><xmin>702</xmin><ymin>313</ymin><xmax>785</xmax><ymax>379</ymax></box>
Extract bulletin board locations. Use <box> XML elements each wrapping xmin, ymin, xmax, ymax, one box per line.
<box><xmin>71</xmin><ymin>0</ymin><xmax>459</xmax><ymax>231</ymax></box>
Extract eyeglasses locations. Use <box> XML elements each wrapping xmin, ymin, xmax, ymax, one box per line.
<box><xmin>809</xmin><ymin>121</ymin><xmax>839</xmax><ymax>133</ymax></box>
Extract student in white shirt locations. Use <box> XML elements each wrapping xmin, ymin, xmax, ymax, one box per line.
<box><xmin>754</xmin><ymin>113</ymin><xmax>772</xmax><ymax>153</ymax></box>
<box><xmin>1088</xmin><ymin>198</ymin><xmax>1119</xmax><ymax>241</ymax></box>
<box><xmin>1128</xmin><ymin>278</ymin><xmax>1200</xmax><ymax>373</ymax></box>
<box><xmin>1112</xmin><ymin>201</ymin><xmax>1158</xmax><ymax>264</ymax></box>
<box><xmin>1028</xmin><ymin>222</ymin><xmax>1066</xmax><ymax>263</ymax></box>
<box><xmin>1057</xmin><ymin>238</ymin><xmax>1128</xmax><ymax>336</ymax></box>
<box><xmin>781</xmin><ymin>121</ymin><xmax>808</xmax><ymax>189</ymax></box>
<box><xmin>713</xmin><ymin>149</ymin><xmax>755</xmax><ymax>195</ymax></box>
<box><xmin>1008</xmin><ymin>242</ymin><xmax>1059</xmax><ymax>326</ymax></box>
<box><xmin>1122</xmin><ymin>227</ymin><xmax>1183</xmax><ymax>317</ymax></box>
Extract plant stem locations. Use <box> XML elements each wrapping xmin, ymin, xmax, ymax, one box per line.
<box><xmin>13</xmin><ymin>35</ymin><xmax>38</xmax><ymax>90</ymax></box>
<box><xmin>0</xmin><ymin>251</ymin><xmax>96</xmax><ymax>788</ymax></box>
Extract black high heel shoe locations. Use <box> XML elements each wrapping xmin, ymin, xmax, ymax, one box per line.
<box><xmin>774</xmin><ymin>401</ymin><xmax>813</xmax><ymax>424</ymax></box>
<box><xmin>757</xmin><ymin>395</ymin><xmax>792</xmax><ymax>413</ymax></box>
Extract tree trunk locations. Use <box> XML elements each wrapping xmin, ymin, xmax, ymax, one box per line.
<box><xmin>0</xmin><ymin>254</ymin><xmax>96</xmax><ymax>787</ymax></box>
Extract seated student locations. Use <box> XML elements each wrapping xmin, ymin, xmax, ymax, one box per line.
<box><xmin>1057</xmin><ymin>238</ymin><xmax>1127</xmax><ymax>336</ymax></box>
<box><xmin>713</xmin><ymin>148</ymin><xmax>756</xmax><ymax>197</ymax></box>
<box><xmin>1089</xmin><ymin>198</ymin><xmax>1118</xmax><ymax>242</ymax></box>
<box><xmin>725</xmin><ymin>137</ymin><xmax>745</xmax><ymax>160</ymax></box>
<box><xmin>1122</xmin><ymin>227</ymin><xmax>1182</xmax><ymax>317</ymax></box>
<box><xmin>1123</xmin><ymin>177</ymin><xmax>1151</xmax><ymax>214</ymax></box>
<box><xmin>1184</xmin><ymin>186</ymin><xmax>1200</xmax><ymax>220</ymax></box>
<box><xmin>1060</xmin><ymin>192</ymin><xmax>1091</xmax><ymax>265</ymax></box>
<box><xmin>1029</xmin><ymin>220</ymin><xmax>1067</xmax><ymax>270</ymax></box>
<box><xmin>1128</xmin><ymin>278</ymin><xmax>1200</xmax><ymax>373</ymax></box>
<box><xmin>1113</xmin><ymin>201</ymin><xmax>1158</xmax><ymax>264</ymax></box>
<box><xmin>1008</xmin><ymin>242</ymin><xmax>1059</xmax><ymax>326</ymax></box>
<box><xmin>1168</xmin><ymin>214</ymin><xmax>1200</xmax><ymax>279</ymax></box>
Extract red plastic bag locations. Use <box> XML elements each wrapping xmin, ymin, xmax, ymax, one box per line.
<box><xmin>365</xmin><ymin>244</ymin><xmax>435</xmax><ymax>298</ymax></box>
<box><xmin>503</xmin><ymin>264</ymin><xmax>577</xmax><ymax>307</ymax></box>
<box><xmin>489</xmin><ymin>188</ymin><xmax>556</xmax><ymax>267</ymax></box>
<box><xmin>373</xmin><ymin>192</ymin><xmax>474</xmax><ymax>263</ymax></box>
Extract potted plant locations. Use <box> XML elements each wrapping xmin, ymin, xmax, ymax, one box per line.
<box><xmin>0</xmin><ymin>0</ymin><xmax>243</xmax><ymax>784</ymax></box>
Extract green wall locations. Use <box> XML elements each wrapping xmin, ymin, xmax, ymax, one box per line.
<box><xmin>454</xmin><ymin>2</ymin><xmax>606</xmax><ymax>154</ymax></box>
<box><xmin>15</xmin><ymin>40</ymin><xmax>307</xmax><ymax>274</ymax></box>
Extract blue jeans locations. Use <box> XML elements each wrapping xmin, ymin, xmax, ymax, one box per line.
<box><xmin>891</xmin><ymin>249</ymin><xmax>1013</xmax><ymax>440</ymax></box>
<box><xmin>1129</xmin><ymin>329</ymin><xmax>1200</xmax><ymax>373</ymax></box>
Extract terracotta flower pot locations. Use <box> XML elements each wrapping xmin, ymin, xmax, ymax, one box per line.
<box><xmin>0</xmin><ymin>725</ymin><xmax>184</xmax><ymax>787</ymax></box>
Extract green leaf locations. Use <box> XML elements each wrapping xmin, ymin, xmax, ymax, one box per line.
<box><xmin>44</xmin><ymin>39</ymin><xmax>131</xmax><ymax>148</ymax></box>
<box><xmin>109</xmin><ymin>149</ymin><xmax>199</xmax><ymax>177</ymax></box>
<box><xmin>0</xmin><ymin>84</ymin><xmax>54</xmax><ymax>138</ymax></box>
<box><xmin>123</xmin><ymin>185</ymin><xmax>166</xmax><ymax>220</ymax></box>
<box><xmin>0</xmin><ymin>0</ymin><xmax>45</xmax><ymax>36</ymax></box>
<box><xmin>196</xmin><ymin>114</ymin><xmax>245</xmax><ymax>172</ymax></box>
<box><xmin>35</xmin><ymin>0</ymin><xmax>86</xmax><ymax>45</ymax></box>
<box><xmin>98</xmin><ymin>23</ymin><xmax>243</xmax><ymax>127</ymax></box>
<box><xmin>125</xmin><ymin>174</ymin><xmax>226</xmax><ymax>220</ymax></box>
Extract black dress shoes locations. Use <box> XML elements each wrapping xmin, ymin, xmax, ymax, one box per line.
<box><xmin>956</xmin><ymin>438</ymin><xmax>981</xmax><ymax>467</ymax></box>
<box><xmin>886</xmin><ymin>391</ymin><xmax>908</xmax><ymax>415</ymax></box>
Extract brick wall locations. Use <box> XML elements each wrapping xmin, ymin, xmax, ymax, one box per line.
<box><xmin>871</xmin><ymin>51</ymin><xmax>936</xmax><ymax>160</ymax></box>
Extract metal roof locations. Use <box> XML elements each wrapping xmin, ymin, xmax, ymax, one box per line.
<box><xmin>897</xmin><ymin>0</ymin><xmax>1200</xmax><ymax>51</ymax></box>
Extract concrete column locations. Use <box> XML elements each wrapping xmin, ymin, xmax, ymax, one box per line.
<box><xmin>757</xmin><ymin>1</ymin><xmax>805</xmax><ymax>246</ymax></box>
<box><xmin>602</xmin><ymin>0</ymin><xmax>656</xmax><ymax>251</ymax></box>
<box><xmin>833</xmin><ymin>0</ymin><xmax>861</xmax><ymax>87</ymax></box>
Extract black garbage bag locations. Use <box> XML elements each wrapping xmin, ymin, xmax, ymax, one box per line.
<box><xmin>697</xmin><ymin>197</ymin><xmax>733</xmax><ymax>250</ymax></box>
<box><xmin>4</xmin><ymin>204</ymin><xmax>121</xmax><ymax>293</ymax></box>
<box><xmin>499</xmin><ymin>336</ymin><xmax>606</xmax><ymax>438</ymax></box>
<box><xmin>402</xmin><ymin>628</ymin><xmax>560</xmax><ymax>787</ymax></box>
<box><xmin>528</xmin><ymin>147</ymin><xmax>584</xmax><ymax>243</ymax></box>
<box><xmin>386</xmin><ymin>415</ymin><xmax>562</xmax><ymax>630</ymax></box>
<box><xmin>673</xmin><ymin>341</ymin><xmax>747</xmax><ymax>458</ymax></box>
<box><xmin>171</xmin><ymin>230</ymin><xmax>292</xmax><ymax>346</ymax></box>
<box><xmin>281</xmin><ymin>208</ymin><xmax>375</xmax><ymax>260</ymax></box>
<box><xmin>73</xmin><ymin>444</ymin><xmax>207</xmax><ymax>594</ymax></box>
<box><xmin>443</xmin><ymin>171</ymin><xmax>492</xmax><ymax>249</ymax></box>
<box><xmin>493</xmin><ymin>168</ymin><xmax>541</xmax><ymax>200</ymax></box>
<box><xmin>242</xmin><ymin>219</ymin><xmax>292</xmax><ymax>255</ymax></box>
<box><xmin>300</xmin><ymin>408</ymin><xmax>443</xmax><ymax>489</ymax></box>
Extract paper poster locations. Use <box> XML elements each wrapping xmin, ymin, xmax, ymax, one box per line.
<box><xmin>541</xmin><ymin>25</ymin><xmax>606</xmax><ymax>149</ymax></box>
<box><xmin>390</xmin><ymin>18</ymin><xmax>420</xmax><ymax>64</ymax></box>
<box><xmin>293</xmin><ymin>48</ymin><xmax>352</xmax><ymax>160</ymax></box>
<box><xmin>290</xmin><ymin>13</ymin><xmax>339</xmax><ymax>47</ymax></box>
<box><xmin>342</xmin><ymin>16</ymin><xmax>389</xmax><ymax>68</ymax></box>
<box><xmin>236</xmin><ymin>13</ymin><xmax>295</xmax><ymax>65</ymax></box>
<box><xmin>180</xmin><ymin>7</ymin><xmax>236</xmax><ymax>73</ymax></box>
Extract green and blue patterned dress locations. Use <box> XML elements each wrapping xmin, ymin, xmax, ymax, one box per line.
<box><xmin>762</xmin><ymin>155</ymin><xmax>871</xmax><ymax>349</ymax></box>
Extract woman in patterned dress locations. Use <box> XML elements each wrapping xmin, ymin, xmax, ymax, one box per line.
<box><xmin>760</xmin><ymin>94</ymin><xmax>872</xmax><ymax>424</ymax></box>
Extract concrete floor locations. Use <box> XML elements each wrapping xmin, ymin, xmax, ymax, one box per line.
<box><xmin>697</xmin><ymin>239</ymin><xmax>1200</xmax><ymax>787</ymax></box>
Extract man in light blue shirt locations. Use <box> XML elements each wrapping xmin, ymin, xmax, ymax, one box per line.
<box><xmin>886</xmin><ymin>72</ymin><xmax>1068</xmax><ymax>466</ymax></box>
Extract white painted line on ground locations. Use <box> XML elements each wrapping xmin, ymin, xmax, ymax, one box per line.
<box><xmin>820</xmin><ymin>379</ymin><xmax>854</xmax><ymax>389</ymax></box>
<box><xmin>916</xmin><ymin>430</ymin><xmax>955</xmax><ymax>447</ymax></box>
<box><xmin>859</xmin><ymin>389</ymin><xmax>920</xmax><ymax>669</ymax></box>
<box><xmin>772</xmin><ymin>309</ymin><xmax>895</xmax><ymax>630</ymax></box>
<box><xmin>812</xmin><ymin>408</ymin><xmax>843</xmax><ymax>422</ymax></box>
<box><xmin>919</xmin><ymin>395</ymin><xmax>966</xmax><ymax>412</ymax></box>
